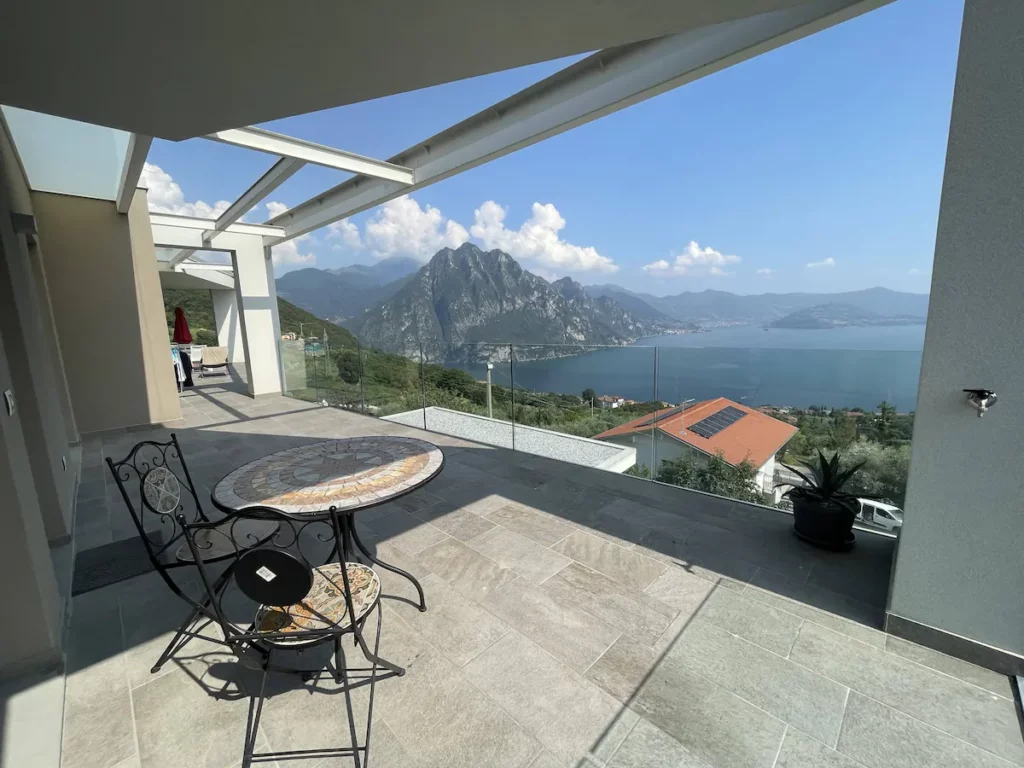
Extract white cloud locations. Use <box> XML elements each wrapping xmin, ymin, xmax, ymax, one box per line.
<box><xmin>363</xmin><ymin>195</ymin><xmax>468</xmax><ymax>260</ymax></box>
<box><xmin>806</xmin><ymin>257</ymin><xmax>836</xmax><ymax>269</ymax></box>
<box><xmin>642</xmin><ymin>241</ymin><xmax>739</xmax><ymax>277</ymax></box>
<box><xmin>756</xmin><ymin>268</ymin><xmax>774</xmax><ymax>277</ymax></box>
<box><xmin>908</xmin><ymin>267</ymin><xmax>929</xmax><ymax>276</ymax></box>
<box><xmin>327</xmin><ymin>219</ymin><xmax>363</xmax><ymax>249</ymax></box>
<box><xmin>265</xmin><ymin>201</ymin><xmax>290</xmax><ymax>219</ymax></box>
<box><xmin>270</xmin><ymin>233</ymin><xmax>316</xmax><ymax>271</ymax></box>
<box><xmin>141</xmin><ymin>163</ymin><xmax>232</xmax><ymax>219</ymax></box>
<box><xmin>470</xmin><ymin>201</ymin><xmax>617</xmax><ymax>273</ymax></box>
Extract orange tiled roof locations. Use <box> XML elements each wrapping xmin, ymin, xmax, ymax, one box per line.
<box><xmin>594</xmin><ymin>397</ymin><xmax>797</xmax><ymax>468</ymax></box>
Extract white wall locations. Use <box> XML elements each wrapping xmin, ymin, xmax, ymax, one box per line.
<box><xmin>888</xmin><ymin>0</ymin><xmax>1024</xmax><ymax>659</ymax></box>
<box><xmin>212</xmin><ymin>288</ymin><xmax>245</xmax><ymax>363</ymax></box>
<box><xmin>228</xmin><ymin>235</ymin><xmax>282</xmax><ymax>397</ymax></box>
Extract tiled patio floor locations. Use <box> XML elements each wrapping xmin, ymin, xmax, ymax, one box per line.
<box><xmin>64</xmin><ymin>377</ymin><xmax>1023</xmax><ymax>768</ymax></box>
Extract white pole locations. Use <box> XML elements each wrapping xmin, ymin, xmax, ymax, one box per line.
<box><xmin>486</xmin><ymin>363</ymin><xmax>494</xmax><ymax>419</ymax></box>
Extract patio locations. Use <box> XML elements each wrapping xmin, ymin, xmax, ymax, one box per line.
<box><xmin>64</xmin><ymin>377</ymin><xmax>1022</xmax><ymax>768</ymax></box>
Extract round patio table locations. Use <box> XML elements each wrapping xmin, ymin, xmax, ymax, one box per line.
<box><xmin>211</xmin><ymin>436</ymin><xmax>445</xmax><ymax>611</ymax></box>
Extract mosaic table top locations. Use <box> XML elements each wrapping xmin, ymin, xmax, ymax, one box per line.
<box><xmin>212</xmin><ymin>436</ymin><xmax>444</xmax><ymax>516</ymax></box>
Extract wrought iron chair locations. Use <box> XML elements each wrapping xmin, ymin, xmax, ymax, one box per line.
<box><xmin>106</xmin><ymin>433</ymin><xmax>279</xmax><ymax>673</ymax></box>
<box><xmin>178</xmin><ymin>505</ymin><xmax>404</xmax><ymax>768</ymax></box>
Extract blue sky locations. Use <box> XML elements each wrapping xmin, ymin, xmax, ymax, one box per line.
<box><xmin>146</xmin><ymin>0</ymin><xmax>963</xmax><ymax>296</ymax></box>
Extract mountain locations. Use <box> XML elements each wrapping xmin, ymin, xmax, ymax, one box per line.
<box><xmin>586</xmin><ymin>284</ymin><xmax>696</xmax><ymax>329</ymax></box>
<box><xmin>767</xmin><ymin>302</ymin><xmax>927</xmax><ymax>329</ymax></box>
<box><xmin>327</xmin><ymin>256</ymin><xmax>420</xmax><ymax>287</ymax></box>
<box><xmin>357</xmin><ymin>243</ymin><xmax>662</xmax><ymax>361</ymax></box>
<box><xmin>602</xmin><ymin>286</ymin><xmax>930</xmax><ymax>326</ymax></box>
<box><xmin>276</xmin><ymin>258</ymin><xmax>418</xmax><ymax>324</ymax></box>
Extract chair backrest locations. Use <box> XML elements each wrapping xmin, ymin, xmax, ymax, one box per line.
<box><xmin>189</xmin><ymin>345</ymin><xmax>204</xmax><ymax>364</ymax></box>
<box><xmin>106</xmin><ymin>433</ymin><xmax>207</xmax><ymax>565</ymax></box>
<box><xmin>179</xmin><ymin>505</ymin><xmax>360</xmax><ymax>650</ymax></box>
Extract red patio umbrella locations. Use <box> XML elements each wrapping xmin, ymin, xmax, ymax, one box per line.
<box><xmin>172</xmin><ymin>307</ymin><xmax>192</xmax><ymax>345</ymax></box>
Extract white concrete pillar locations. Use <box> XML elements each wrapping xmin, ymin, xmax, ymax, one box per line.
<box><xmin>229</xmin><ymin>235</ymin><xmax>282</xmax><ymax>397</ymax></box>
<box><xmin>211</xmin><ymin>288</ymin><xmax>245</xmax><ymax>364</ymax></box>
<box><xmin>887</xmin><ymin>0</ymin><xmax>1024</xmax><ymax>671</ymax></box>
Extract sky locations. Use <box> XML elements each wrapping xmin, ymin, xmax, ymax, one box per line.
<box><xmin>145</xmin><ymin>0</ymin><xmax>964</xmax><ymax>296</ymax></box>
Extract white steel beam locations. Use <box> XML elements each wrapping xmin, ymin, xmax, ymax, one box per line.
<box><xmin>166</xmin><ymin>157</ymin><xmax>304</xmax><ymax>268</ymax></box>
<box><xmin>116</xmin><ymin>134</ymin><xmax>152</xmax><ymax>213</ymax></box>
<box><xmin>149</xmin><ymin>213</ymin><xmax>285</xmax><ymax>237</ymax></box>
<box><xmin>270</xmin><ymin>0</ymin><xmax>888</xmax><ymax>242</ymax></box>
<box><xmin>205</xmin><ymin>126</ymin><xmax>415</xmax><ymax>184</ymax></box>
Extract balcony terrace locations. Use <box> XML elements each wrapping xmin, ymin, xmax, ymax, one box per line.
<box><xmin>57</xmin><ymin>374</ymin><xmax>1023</xmax><ymax>768</ymax></box>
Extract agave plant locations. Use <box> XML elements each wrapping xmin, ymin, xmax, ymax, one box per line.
<box><xmin>781</xmin><ymin>450</ymin><xmax>866</xmax><ymax>508</ymax></box>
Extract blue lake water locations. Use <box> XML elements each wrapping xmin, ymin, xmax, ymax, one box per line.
<box><xmin>483</xmin><ymin>325</ymin><xmax>925</xmax><ymax>411</ymax></box>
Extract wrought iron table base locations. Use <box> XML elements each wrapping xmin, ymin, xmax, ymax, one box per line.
<box><xmin>343</xmin><ymin>512</ymin><xmax>427</xmax><ymax>612</ymax></box>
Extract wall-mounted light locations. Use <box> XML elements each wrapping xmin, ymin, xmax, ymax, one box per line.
<box><xmin>963</xmin><ymin>389</ymin><xmax>997</xmax><ymax>417</ymax></box>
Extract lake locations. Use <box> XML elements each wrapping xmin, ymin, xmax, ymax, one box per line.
<box><xmin>485</xmin><ymin>325</ymin><xmax>925</xmax><ymax>411</ymax></box>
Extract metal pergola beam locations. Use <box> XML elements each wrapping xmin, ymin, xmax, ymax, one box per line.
<box><xmin>116</xmin><ymin>134</ymin><xmax>153</xmax><ymax>213</ymax></box>
<box><xmin>166</xmin><ymin>157</ymin><xmax>304</xmax><ymax>267</ymax></box>
<box><xmin>269</xmin><ymin>0</ymin><xmax>887</xmax><ymax>242</ymax></box>
<box><xmin>204</xmin><ymin>126</ymin><xmax>415</xmax><ymax>184</ymax></box>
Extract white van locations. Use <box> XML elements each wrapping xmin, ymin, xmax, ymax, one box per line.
<box><xmin>855</xmin><ymin>499</ymin><xmax>904</xmax><ymax>532</ymax></box>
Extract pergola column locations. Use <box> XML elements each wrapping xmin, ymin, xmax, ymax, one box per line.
<box><xmin>229</xmin><ymin>235</ymin><xmax>283</xmax><ymax>397</ymax></box>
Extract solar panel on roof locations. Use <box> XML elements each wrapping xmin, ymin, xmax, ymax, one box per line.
<box><xmin>687</xmin><ymin>406</ymin><xmax>746</xmax><ymax>438</ymax></box>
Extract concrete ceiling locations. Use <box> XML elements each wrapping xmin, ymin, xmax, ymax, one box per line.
<box><xmin>1</xmin><ymin>0</ymin><xmax>810</xmax><ymax>140</ymax></box>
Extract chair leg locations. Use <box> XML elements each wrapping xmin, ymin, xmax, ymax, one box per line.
<box><xmin>242</xmin><ymin>654</ymin><xmax>271</xmax><ymax>768</ymax></box>
<box><xmin>151</xmin><ymin>570</ymin><xmax>229</xmax><ymax>673</ymax></box>
<box><xmin>333</xmin><ymin>636</ymin><xmax>345</xmax><ymax>685</ymax></box>
<box><xmin>354</xmin><ymin>605</ymin><xmax>405</xmax><ymax>678</ymax></box>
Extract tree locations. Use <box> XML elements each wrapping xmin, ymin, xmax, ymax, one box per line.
<box><xmin>841</xmin><ymin>440</ymin><xmax>911</xmax><ymax>506</ymax></box>
<box><xmin>656</xmin><ymin>451</ymin><xmax>763</xmax><ymax>504</ymax></box>
<box><xmin>828</xmin><ymin>413</ymin><xmax>858</xmax><ymax>450</ymax></box>
<box><xmin>582</xmin><ymin>388</ymin><xmax>596</xmax><ymax>402</ymax></box>
<box><xmin>335</xmin><ymin>349</ymin><xmax>361</xmax><ymax>385</ymax></box>
<box><xmin>875</xmin><ymin>401</ymin><xmax>898</xmax><ymax>443</ymax></box>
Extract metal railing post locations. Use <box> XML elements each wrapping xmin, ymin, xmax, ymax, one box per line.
<box><xmin>420</xmin><ymin>344</ymin><xmax>427</xmax><ymax>430</ymax></box>
<box><xmin>510</xmin><ymin>344</ymin><xmax>516</xmax><ymax>452</ymax></box>
<box><xmin>357</xmin><ymin>338</ymin><xmax>366</xmax><ymax>414</ymax></box>
<box><xmin>651</xmin><ymin>346</ymin><xmax>659</xmax><ymax>481</ymax></box>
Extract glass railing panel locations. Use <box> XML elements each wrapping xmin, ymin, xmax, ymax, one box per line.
<box><xmin>306</xmin><ymin>339</ymin><xmax>362</xmax><ymax>410</ymax></box>
<box><xmin>507</xmin><ymin>343</ymin><xmax>657</xmax><ymax>476</ymax></box>
<box><xmin>649</xmin><ymin>341</ymin><xmax>920</xmax><ymax>528</ymax></box>
<box><xmin>279</xmin><ymin>339</ymin><xmax>317</xmax><ymax>403</ymax></box>
<box><xmin>357</xmin><ymin>342</ymin><xmax>423</xmax><ymax>418</ymax></box>
<box><xmin>411</xmin><ymin>342</ymin><xmax>514</xmax><ymax>448</ymax></box>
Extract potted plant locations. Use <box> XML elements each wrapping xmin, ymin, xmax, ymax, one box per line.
<box><xmin>781</xmin><ymin>450</ymin><xmax>866</xmax><ymax>551</ymax></box>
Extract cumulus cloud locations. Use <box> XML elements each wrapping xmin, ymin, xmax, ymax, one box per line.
<box><xmin>756</xmin><ymin>267</ymin><xmax>774</xmax><ymax>277</ymax></box>
<box><xmin>806</xmin><ymin>257</ymin><xmax>836</xmax><ymax>269</ymax></box>
<box><xmin>362</xmin><ymin>195</ymin><xmax>468</xmax><ymax>260</ymax></box>
<box><xmin>327</xmin><ymin>219</ymin><xmax>363</xmax><ymax>249</ymax></box>
<box><xmin>470</xmin><ymin>201</ymin><xmax>617</xmax><ymax>273</ymax></box>
<box><xmin>265</xmin><ymin>201</ymin><xmax>290</xmax><ymax>219</ymax></box>
<box><xmin>142</xmin><ymin>163</ymin><xmax>232</xmax><ymax>219</ymax></box>
<box><xmin>642</xmin><ymin>241</ymin><xmax>739</xmax><ymax>277</ymax></box>
<box><xmin>270</xmin><ymin>234</ymin><xmax>316</xmax><ymax>270</ymax></box>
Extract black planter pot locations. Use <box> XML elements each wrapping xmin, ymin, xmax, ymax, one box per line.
<box><xmin>792</xmin><ymin>496</ymin><xmax>856</xmax><ymax>551</ymax></box>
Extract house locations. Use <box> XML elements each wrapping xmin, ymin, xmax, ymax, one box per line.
<box><xmin>596</xmin><ymin>394</ymin><xmax>625</xmax><ymax>409</ymax></box>
<box><xmin>595</xmin><ymin>397</ymin><xmax>797</xmax><ymax>499</ymax></box>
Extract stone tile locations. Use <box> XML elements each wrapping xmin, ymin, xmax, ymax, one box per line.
<box><xmin>62</xmin><ymin>656</ymin><xmax>136</xmax><ymax>768</ymax></box>
<box><xmin>884</xmin><ymin>635</ymin><xmax>1014</xmax><ymax>699</ymax></box>
<box><xmin>606</xmin><ymin>718</ymin><xmax>714</xmax><ymax>768</ymax></box>
<box><xmin>468</xmin><ymin>526</ymin><xmax>571</xmax><ymax>585</ymax></box>
<box><xmin>416</xmin><ymin>537</ymin><xmax>518</xmax><ymax>603</ymax></box>
<box><xmin>633</xmin><ymin>650</ymin><xmax>786</xmax><ymax>768</ymax></box>
<box><xmin>111</xmin><ymin>756</ymin><xmax>143</xmax><ymax>768</ymax></box>
<box><xmin>745</xmin><ymin>568</ymin><xmax>885</xmax><ymax>646</ymax></box>
<box><xmin>132</xmin><ymin>662</ymin><xmax>252</xmax><ymax>768</ymax></box>
<box><xmin>670</xmin><ymin>619</ymin><xmax>848</xmax><ymax>747</ymax></box>
<box><xmin>364</xmin><ymin>508</ymin><xmax>450</xmax><ymax>554</ymax></box>
<box><xmin>837</xmin><ymin>692</ymin><xmax>1015</xmax><ymax>768</ymax></box>
<box><xmin>551</xmin><ymin>530</ymin><xmax>666</xmax><ymax>591</ymax></box>
<box><xmin>695</xmin><ymin>587</ymin><xmax>803</xmax><ymax>658</ymax></box>
<box><xmin>376</xmin><ymin>648</ymin><xmax>541</xmax><ymax>768</ymax></box>
<box><xmin>462</xmin><ymin>632</ymin><xmax>637</xmax><ymax>766</ymax></box>
<box><xmin>776</xmin><ymin>728</ymin><xmax>863</xmax><ymax>768</ymax></box>
<box><xmin>643</xmin><ymin>566</ymin><xmax>716</xmax><ymax>615</ymax></box>
<box><xmin>528</xmin><ymin>750</ymin><xmax>567</xmax><ymax>768</ymax></box>
<box><xmin>791</xmin><ymin>622</ymin><xmax>1024</xmax><ymax>764</ymax></box>
<box><xmin>389</xmin><ymin>489</ymin><xmax>445</xmax><ymax>513</ymax></box>
<box><xmin>361</xmin><ymin>601</ymin><xmax>434</xmax><ymax>671</ymax></box>
<box><xmin>585</xmin><ymin>635</ymin><xmax>660</xmax><ymax>704</ymax></box>
<box><xmin>487</xmin><ymin>502</ymin><xmax>575</xmax><ymax>546</ymax></box>
<box><xmin>388</xmin><ymin>573</ymin><xmax>510</xmax><ymax>667</ymax></box>
<box><xmin>634</xmin><ymin>532</ymin><xmax>760</xmax><ymax>586</ymax></box>
<box><xmin>555</xmin><ymin>503</ymin><xmax>651</xmax><ymax>548</ymax></box>
<box><xmin>541</xmin><ymin>563</ymin><xmax>676</xmax><ymax>646</ymax></box>
<box><xmin>365</xmin><ymin>539</ymin><xmax>433</xmax><ymax>601</ymax></box>
<box><xmin>412</xmin><ymin>500</ymin><xmax>497</xmax><ymax>542</ymax></box>
<box><xmin>482</xmin><ymin>576</ymin><xmax>621</xmax><ymax>673</ymax></box>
